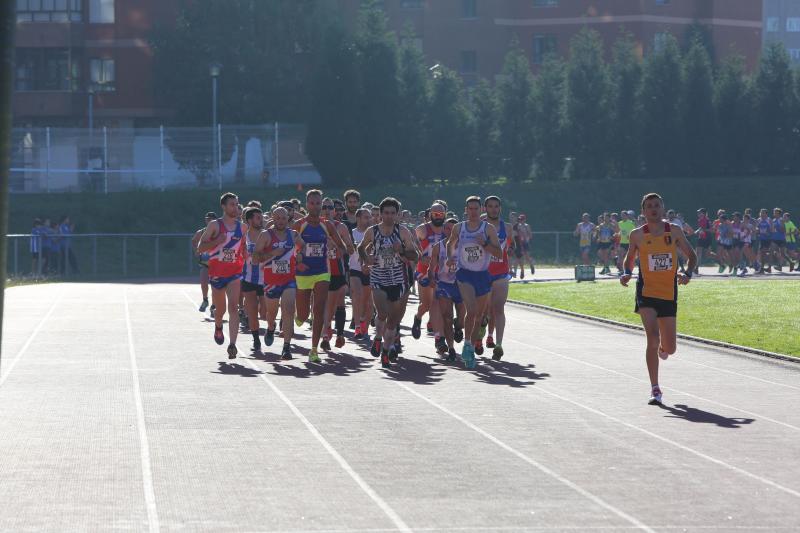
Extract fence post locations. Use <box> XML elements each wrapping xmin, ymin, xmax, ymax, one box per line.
<box><xmin>103</xmin><ymin>126</ymin><xmax>109</xmax><ymax>194</ymax></box>
<box><xmin>160</xmin><ymin>125</ymin><xmax>165</xmax><ymax>190</ymax></box>
<box><xmin>274</xmin><ymin>121</ymin><xmax>279</xmax><ymax>187</ymax></box>
<box><xmin>555</xmin><ymin>233</ymin><xmax>560</xmax><ymax>264</ymax></box>
<box><xmin>155</xmin><ymin>236</ymin><xmax>160</xmax><ymax>276</ymax></box>
<box><xmin>45</xmin><ymin>127</ymin><xmax>51</xmax><ymax>193</ymax></box>
<box><xmin>122</xmin><ymin>236</ymin><xmax>127</xmax><ymax>277</ymax></box>
<box><xmin>92</xmin><ymin>235</ymin><xmax>97</xmax><ymax>275</ymax></box>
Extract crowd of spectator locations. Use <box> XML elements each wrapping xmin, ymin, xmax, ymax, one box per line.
<box><xmin>29</xmin><ymin>216</ymin><xmax>79</xmax><ymax>275</ymax></box>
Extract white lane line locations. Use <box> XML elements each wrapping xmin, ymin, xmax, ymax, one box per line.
<box><xmin>394</xmin><ymin>382</ymin><xmax>655</xmax><ymax>533</ymax></box>
<box><xmin>244</xmin><ymin>360</ymin><xmax>412</xmax><ymax>533</ymax></box>
<box><xmin>503</xmin><ymin>337</ymin><xmax>800</xmax><ymax>433</ymax></box>
<box><xmin>123</xmin><ymin>288</ymin><xmax>160</xmax><ymax>533</ymax></box>
<box><xmin>0</xmin><ymin>291</ymin><xmax>63</xmax><ymax>387</ymax></box>
<box><xmin>508</xmin><ymin>308</ymin><xmax>800</xmax><ymax>391</ymax></box>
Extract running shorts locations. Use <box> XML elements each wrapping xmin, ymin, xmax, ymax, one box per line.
<box><xmin>349</xmin><ymin>269</ymin><xmax>370</xmax><ymax>286</ymax></box>
<box><xmin>436</xmin><ymin>280</ymin><xmax>463</xmax><ymax>304</ymax></box>
<box><xmin>265</xmin><ymin>280</ymin><xmax>297</xmax><ymax>300</ymax></box>
<box><xmin>456</xmin><ymin>269</ymin><xmax>492</xmax><ymax>298</ymax></box>
<box><xmin>490</xmin><ymin>272</ymin><xmax>511</xmax><ymax>284</ymax></box>
<box><xmin>241</xmin><ymin>279</ymin><xmax>264</xmax><ymax>296</ymax></box>
<box><xmin>329</xmin><ymin>274</ymin><xmax>347</xmax><ymax>292</ymax></box>
<box><xmin>635</xmin><ymin>282</ymin><xmax>677</xmax><ymax>318</ymax></box>
<box><xmin>209</xmin><ymin>273</ymin><xmax>241</xmax><ymax>290</ymax></box>
<box><xmin>372</xmin><ymin>283</ymin><xmax>406</xmax><ymax>303</ymax></box>
<box><xmin>296</xmin><ymin>272</ymin><xmax>330</xmax><ymax>290</ymax></box>
<box><xmin>415</xmin><ymin>270</ymin><xmax>433</xmax><ymax>288</ymax></box>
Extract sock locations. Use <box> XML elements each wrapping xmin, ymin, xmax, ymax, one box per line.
<box><xmin>335</xmin><ymin>306</ymin><xmax>346</xmax><ymax>336</ymax></box>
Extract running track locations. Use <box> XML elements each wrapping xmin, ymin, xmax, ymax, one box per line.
<box><xmin>1</xmin><ymin>282</ymin><xmax>799</xmax><ymax>532</ymax></box>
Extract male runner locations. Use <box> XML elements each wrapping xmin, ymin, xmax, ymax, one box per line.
<box><xmin>191</xmin><ymin>211</ymin><xmax>217</xmax><ymax>313</ymax></box>
<box><xmin>261</xmin><ymin>206</ymin><xmax>303</xmax><ymax>360</ymax></box>
<box><xmin>783</xmin><ymin>212</ymin><xmax>798</xmax><ymax>269</ymax></box>
<box><xmin>321</xmin><ymin>198</ymin><xmax>355</xmax><ymax>350</ymax></box>
<box><xmin>357</xmin><ymin>197</ymin><xmax>418</xmax><ymax>368</ymax></box>
<box><xmin>621</xmin><ymin>193</ymin><xmax>697</xmax><ymax>405</ymax></box>
<box><xmin>429</xmin><ymin>218</ymin><xmax>462</xmax><ymax>362</ymax></box>
<box><xmin>348</xmin><ymin>208</ymin><xmax>373</xmax><ymax>340</ymax></box>
<box><xmin>447</xmin><ymin>196</ymin><xmax>503</xmax><ymax>369</ymax></box>
<box><xmin>484</xmin><ymin>196</ymin><xmax>512</xmax><ymax>360</ymax></box>
<box><xmin>514</xmin><ymin>214</ymin><xmax>534</xmax><ymax>278</ymax></box>
<box><xmin>616</xmin><ymin>210</ymin><xmax>635</xmax><ymax>274</ymax></box>
<box><xmin>574</xmin><ymin>214</ymin><xmax>595</xmax><ymax>266</ymax></box>
<box><xmin>756</xmin><ymin>209</ymin><xmax>773</xmax><ymax>273</ymax></box>
<box><xmin>293</xmin><ymin>190</ymin><xmax>347</xmax><ymax>362</ymax></box>
<box><xmin>241</xmin><ymin>207</ymin><xmax>267</xmax><ymax>351</ymax></box>
<box><xmin>198</xmin><ymin>193</ymin><xmax>246</xmax><ymax>359</ymax></box>
<box><xmin>771</xmin><ymin>207</ymin><xmax>787</xmax><ymax>271</ymax></box>
<box><xmin>595</xmin><ymin>213</ymin><xmax>614</xmax><ymax>275</ymax></box>
<box><xmin>694</xmin><ymin>208</ymin><xmax>714</xmax><ymax>275</ymax></box>
<box><xmin>412</xmin><ymin>202</ymin><xmax>447</xmax><ymax>351</ymax></box>
<box><xmin>342</xmin><ymin>189</ymin><xmax>361</xmax><ymax>233</ymax></box>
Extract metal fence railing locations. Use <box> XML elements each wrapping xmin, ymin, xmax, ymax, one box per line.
<box><xmin>9</xmin><ymin>124</ymin><xmax>320</xmax><ymax>193</ymax></box>
<box><xmin>6</xmin><ymin>231</ymin><xmax>591</xmax><ymax>280</ymax></box>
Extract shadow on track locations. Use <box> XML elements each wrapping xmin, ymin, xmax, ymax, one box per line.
<box><xmin>658</xmin><ymin>403</ymin><xmax>755</xmax><ymax>429</ymax></box>
<box><xmin>211</xmin><ymin>361</ymin><xmax>263</xmax><ymax>377</ymax></box>
<box><xmin>409</xmin><ymin>355</ymin><xmax>550</xmax><ymax>388</ymax></box>
<box><xmin>380</xmin><ymin>357</ymin><xmax>446</xmax><ymax>385</ymax></box>
<box><xmin>259</xmin><ymin>351</ymin><xmax>374</xmax><ymax>379</ymax></box>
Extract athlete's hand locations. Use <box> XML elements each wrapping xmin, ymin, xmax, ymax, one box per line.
<box><xmin>677</xmin><ymin>273</ymin><xmax>691</xmax><ymax>285</ymax></box>
<box><xmin>296</xmin><ymin>262</ymin><xmax>308</xmax><ymax>273</ymax></box>
<box><xmin>446</xmin><ymin>256</ymin><xmax>457</xmax><ymax>269</ymax></box>
<box><xmin>392</xmin><ymin>241</ymin><xmax>404</xmax><ymax>254</ymax></box>
<box><xmin>620</xmin><ymin>274</ymin><xmax>632</xmax><ymax>287</ymax></box>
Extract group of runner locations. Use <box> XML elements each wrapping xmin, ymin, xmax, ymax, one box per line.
<box><xmin>576</xmin><ymin>206</ymin><xmax>798</xmax><ymax>276</ymax></box>
<box><xmin>192</xmin><ymin>190</ymin><xmax>516</xmax><ymax>370</ymax></box>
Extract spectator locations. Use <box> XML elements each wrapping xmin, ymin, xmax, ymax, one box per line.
<box><xmin>30</xmin><ymin>218</ymin><xmax>43</xmax><ymax>274</ymax></box>
<box><xmin>58</xmin><ymin>215</ymin><xmax>79</xmax><ymax>275</ymax></box>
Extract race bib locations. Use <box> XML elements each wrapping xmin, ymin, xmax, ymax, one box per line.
<box><xmin>648</xmin><ymin>253</ymin><xmax>673</xmax><ymax>272</ymax></box>
<box><xmin>305</xmin><ymin>243</ymin><xmax>324</xmax><ymax>258</ymax></box>
<box><xmin>377</xmin><ymin>249</ymin><xmax>398</xmax><ymax>270</ymax></box>
<box><xmin>271</xmin><ymin>259</ymin><xmax>290</xmax><ymax>274</ymax></box>
<box><xmin>327</xmin><ymin>246</ymin><xmax>338</xmax><ymax>260</ymax></box>
<box><xmin>221</xmin><ymin>247</ymin><xmax>236</xmax><ymax>263</ymax></box>
<box><xmin>462</xmin><ymin>244</ymin><xmax>483</xmax><ymax>264</ymax></box>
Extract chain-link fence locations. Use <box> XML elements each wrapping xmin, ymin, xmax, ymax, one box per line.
<box><xmin>9</xmin><ymin>124</ymin><xmax>320</xmax><ymax>193</ymax></box>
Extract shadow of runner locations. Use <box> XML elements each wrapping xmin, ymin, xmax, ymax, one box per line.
<box><xmin>658</xmin><ymin>403</ymin><xmax>756</xmax><ymax>428</ymax></box>
<box><xmin>211</xmin><ymin>361</ymin><xmax>263</xmax><ymax>377</ymax></box>
<box><xmin>411</xmin><ymin>355</ymin><xmax>550</xmax><ymax>388</ymax></box>
<box><xmin>262</xmin><ymin>351</ymin><xmax>373</xmax><ymax>379</ymax></box>
<box><xmin>380</xmin><ymin>357</ymin><xmax>446</xmax><ymax>385</ymax></box>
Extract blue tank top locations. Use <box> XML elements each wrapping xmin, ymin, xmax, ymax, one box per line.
<box><xmin>297</xmin><ymin>220</ymin><xmax>329</xmax><ymax>276</ymax></box>
<box><xmin>771</xmin><ymin>218</ymin><xmax>785</xmax><ymax>241</ymax></box>
<box><xmin>757</xmin><ymin>218</ymin><xmax>772</xmax><ymax>240</ymax></box>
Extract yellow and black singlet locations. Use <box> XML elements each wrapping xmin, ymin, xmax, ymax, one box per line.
<box><xmin>637</xmin><ymin>222</ymin><xmax>678</xmax><ymax>301</ymax></box>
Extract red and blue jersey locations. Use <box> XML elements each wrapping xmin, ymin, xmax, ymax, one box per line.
<box><xmin>488</xmin><ymin>220</ymin><xmax>511</xmax><ymax>277</ymax></box>
<box><xmin>416</xmin><ymin>223</ymin><xmax>446</xmax><ymax>276</ymax></box>
<box><xmin>263</xmin><ymin>229</ymin><xmax>296</xmax><ymax>286</ymax></box>
<box><xmin>241</xmin><ymin>230</ymin><xmax>265</xmax><ymax>285</ymax></box>
<box><xmin>208</xmin><ymin>219</ymin><xmax>245</xmax><ymax>278</ymax></box>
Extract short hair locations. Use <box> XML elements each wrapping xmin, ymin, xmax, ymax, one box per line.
<box><xmin>278</xmin><ymin>200</ymin><xmax>294</xmax><ymax>209</ymax></box>
<box><xmin>465</xmin><ymin>195</ymin><xmax>481</xmax><ymax>206</ymax></box>
<box><xmin>484</xmin><ymin>195</ymin><xmax>501</xmax><ymax>207</ymax></box>
<box><xmin>205</xmin><ymin>211</ymin><xmax>217</xmax><ymax>219</ymax></box>
<box><xmin>220</xmin><ymin>192</ymin><xmax>237</xmax><ymax>206</ymax></box>
<box><xmin>430</xmin><ymin>202</ymin><xmax>446</xmax><ymax>212</ymax></box>
<box><xmin>306</xmin><ymin>189</ymin><xmax>323</xmax><ymax>199</ymax></box>
<box><xmin>379</xmin><ymin>197</ymin><xmax>401</xmax><ymax>213</ymax></box>
<box><xmin>356</xmin><ymin>208</ymin><xmax>371</xmax><ymax>218</ymax></box>
<box><xmin>732</xmin><ymin>212</ymin><xmax>741</xmax><ymax>218</ymax></box>
<box><xmin>33</xmin><ymin>218</ymin><xmax>42</xmax><ymax>226</ymax></box>
<box><xmin>291</xmin><ymin>198</ymin><xmax>301</xmax><ymax>205</ymax></box>
<box><xmin>344</xmin><ymin>189</ymin><xmax>360</xmax><ymax>202</ymax></box>
<box><xmin>434</xmin><ymin>199</ymin><xmax>448</xmax><ymax>210</ymax></box>
<box><xmin>244</xmin><ymin>207</ymin><xmax>262</xmax><ymax>222</ymax></box>
<box><xmin>774</xmin><ymin>207</ymin><xmax>783</xmax><ymax>214</ymax></box>
<box><xmin>445</xmin><ymin>218</ymin><xmax>459</xmax><ymax>225</ymax></box>
<box><xmin>247</xmin><ymin>200</ymin><xmax>262</xmax><ymax>208</ymax></box>
<box><xmin>640</xmin><ymin>193</ymin><xmax>663</xmax><ymax>209</ymax></box>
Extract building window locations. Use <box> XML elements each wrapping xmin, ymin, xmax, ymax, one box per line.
<box><xmin>90</xmin><ymin>58</ymin><xmax>115</xmax><ymax>91</ymax></box>
<box><xmin>89</xmin><ymin>0</ymin><xmax>115</xmax><ymax>23</ymax></box>
<box><xmin>400</xmin><ymin>0</ymin><xmax>423</xmax><ymax>8</ymax></box>
<box><xmin>767</xmin><ymin>17</ymin><xmax>780</xmax><ymax>32</ymax></box>
<box><xmin>789</xmin><ymin>49</ymin><xmax>800</xmax><ymax>62</ymax></box>
<box><xmin>533</xmin><ymin>0</ymin><xmax>558</xmax><ymax>6</ymax></box>
<box><xmin>462</xmin><ymin>0</ymin><xmax>477</xmax><ymax>18</ymax></box>
<box><xmin>532</xmin><ymin>34</ymin><xmax>557</xmax><ymax>64</ymax></box>
<box><xmin>16</xmin><ymin>0</ymin><xmax>82</xmax><ymax>22</ymax></box>
<box><xmin>460</xmin><ymin>50</ymin><xmax>477</xmax><ymax>73</ymax></box>
<box><xmin>14</xmin><ymin>48</ymin><xmax>74</xmax><ymax>91</ymax></box>
<box><xmin>787</xmin><ymin>18</ymin><xmax>800</xmax><ymax>32</ymax></box>
<box><xmin>653</xmin><ymin>32</ymin><xmax>670</xmax><ymax>52</ymax></box>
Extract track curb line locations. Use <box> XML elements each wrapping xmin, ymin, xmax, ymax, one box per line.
<box><xmin>508</xmin><ymin>299</ymin><xmax>799</xmax><ymax>365</ymax></box>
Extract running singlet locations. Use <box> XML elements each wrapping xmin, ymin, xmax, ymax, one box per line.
<box><xmin>718</xmin><ymin>223</ymin><xmax>733</xmax><ymax>246</ymax></box>
<box><xmin>457</xmin><ymin>221</ymin><xmax>491</xmax><ymax>272</ymax></box>
<box><xmin>349</xmin><ymin>228</ymin><xmax>366</xmax><ymax>272</ymax></box>
<box><xmin>618</xmin><ymin>220</ymin><xmax>635</xmax><ymax>245</ymax></box>
<box><xmin>637</xmin><ymin>223</ymin><xmax>678</xmax><ymax>301</ymax></box>
<box><xmin>435</xmin><ymin>241</ymin><xmax>458</xmax><ymax>285</ymax></box>
<box><xmin>327</xmin><ymin>221</ymin><xmax>346</xmax><ymax>276</ymax></box>
<box><xmin>263</xmin><ymin>229</ymin><xmax>296</xmax><ymax>286</ymax></box>
<box><xmin>771</xmin><ymin>218</ymin><xmax>785</xmax><ymax>242</ymax></box>
<box><xmin>697</xmin><ymin>216</ymin><xmax>711</xmax><ymax>240</ymax></box>
<box><xmin>757</xmin><ymin>218</ymin><xmax>772</xmax><ymax>241</ymax></box>
<box><xmin>785</xmin><ymin>221</ymin><xmax>797</xmax><ymax>244</ymax></box>
<box><xmin>577</xmin><ymin>222</ymin><xmax>594</xmax><ymax>247</ymax></box>
<box><xmin>370</xmin><ymin>225</ymin><xmax>406</xmax><ymax>287</ymax></box>
<box><xmin>598</xmin><ymin>224</ymin><xmax>614</xmax><ymax>244</ymax></box>
<box><xmin>741</xmin><ymin>222</ymin><xmax>753</xmax><ymax>244</ymax></box>
<box><xmin>296</xmin><ymin>219</ymin><xmax>330</xmax><ymax>276</ymax></box>
<box><xmin>416</xmin><ymin>224</ymin><xmax>446</xmax><ymax>276</ymax></box>
<box><xmin>488</xmin><ymin>220</ymin><xmax>511</xmax><ymax>277</ymax></box>
<box><xmin>207</xmin><ymin>219</ymin><xmax>245</xmax><ymax>277</ymax></box>
<box><xmin>241</xmin><ymin>230</ymin><xmax>265</xmax><ymax>285</ymax></box>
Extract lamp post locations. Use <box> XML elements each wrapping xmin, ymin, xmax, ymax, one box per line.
<box><xmin>209</xmin><ymin>62</ymin><xmax>222</xmax><ymax>189</ymax></box>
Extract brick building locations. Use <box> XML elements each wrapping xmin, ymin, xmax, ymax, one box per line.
<box><xmin>763</xmin><ymin>0</ymin><xmax>800</xmax><ymax>64</ymax></box>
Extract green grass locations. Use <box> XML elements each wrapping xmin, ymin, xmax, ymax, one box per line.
<box><xmin>509</xmin><ymin>280</ymin><xmax>800</xmax><ymax>357</ymax></box>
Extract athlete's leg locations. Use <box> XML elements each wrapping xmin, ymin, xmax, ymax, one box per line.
<box><xmin>243</xmin><ymin>288</ymin><xmax>261</xmax><ymax>348</ymax></box>
<box><xmin>490</xmin><ymin>278</ymin><xmax>509</xmax><ymax>346</ymax></box>
<box><xmin>265</xmin><ymin>296</ymin><xmax>280</xmax><ymax>331</ymax></box>
<box><xmin>470</xmin><ymin>294</ymin><xmax>491</xmax><ymax>345</ymax></box>
<box><xmin>226</xmin><ymin>279</ymin><xmax>241</xmax><ymax>347</ymax></box>
<box><xmin>458</xmin><ymin>281</ymin><xmax>480</xmax><ymax>343</ymax></box>
<box><xmin>657</xmin><ymin>317</ymin><xmax>677</xmax><ymax>357</ymax></box>
<box><xmin>212</xmin><ymin>286</ymin><xmax>227</xmax><ymax>328</ymax></box>
<box><xmin>350</xmin><ymin>276</ymin><xmax>364</xmax><ymax>332</ymax></box>
<box><xmin>638</xmin><ymin>307</ymin><xmax>661</xmax><ymax>387</ymax></box>
<box><xmin>384</xmin><ymin>297</ymin><xmax>405</xmax><ymax>351</ymax></box>
<box><xmin>310</xmin><ymin>281</ymin><xmax>329</xmax><ymax>350</ymax></box>
<box><xmin>200</xmin><ymin>267</ymin><xmax>209</xmax><ymax>301</ymax></box>
<box><xmin>372</xmin><ymin>287</ymin><xmax>389</xmax><ymax>345</ymax></box>
<box><xmin>333</xmin><ymin>286</ymin><xmax>347</xmax><ymax>346</ymax></box>
<box><xmin>280</xmin><ymin>289</ymin><xmax>297</xmax><ymax>345</ymax></box>
<box><xmin>439</xmin><ymin>297</ymin><xmax>455</xmax><ymax>350</ymax></box>
<box><xmin>295</xmin><ymin>288</ymin><xmax>311</xmax><ymax>323</ymax></box>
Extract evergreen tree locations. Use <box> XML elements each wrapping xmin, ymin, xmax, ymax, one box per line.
<box><xmin>471</xmin><ymin>79</ymin><xmax>499</xmax><ymax>182</ymax></box>
<box><xmin>563</xmin><ymin>28</ymin><xmax>611</xmax><ymax>180</ymax></box>
<box><xmin>713</xmin><ymin>55</ymin><xmax>753</xmax><ymax>175</ymax></box>
<box><xmin>396</xmin><ymin>29</ymin><xmax>431</xmax><ymax>182</ymax></box>
<box><xmin>753</xmin><ymin>42</ymin><xmax>797</xmax><ymax>175</ymax></box>
<box><xmin>497</xmin><ymin>43</ymin><xmax>535</xmax><ymax>182</ymax></box>
<box><xmin>608</xmin><ymin>31</ymin><xmax>643</xmax><ymax>179</ymax></box>
<box><xmin>427</xmin><ymin>68</ymin><xmax>473</xmax><ymax>183</ymax></box>
<box><xmin>532</xmin><ymin>54</ymin><xmax>566</xmax><ymax>180</ymax></box>
<box><xmin>682</xmin><ymin>38</ymin><xmax>716</xmax><ymax>177</ymax></box>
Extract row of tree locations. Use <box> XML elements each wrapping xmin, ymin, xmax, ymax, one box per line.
<box><xmin>151</xmin><ymin>1</ymin><xmax>800</xmax><ymax>184</ymax></box>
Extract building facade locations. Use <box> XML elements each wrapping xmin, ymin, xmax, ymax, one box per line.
<box><xmin>763</xmin><ymin>0</ymin><xmax>800</xmax><ymax>64</ymax></box>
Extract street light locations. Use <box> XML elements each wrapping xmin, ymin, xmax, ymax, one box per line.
<box><xmin>209</xmin><ymin>62</ymin><xmax>222</xmax><ymax>189</ymax></box>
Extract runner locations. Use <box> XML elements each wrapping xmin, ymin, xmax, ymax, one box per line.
<box><xmin>293</xmin><ymin>189</ymin><xmax>348</xmax><ymax>363</ymax></box>
<box><xmin>240</xmin><ymin>207</ymin><xmax>267</xmax><ymax>351</ymax></box>
<box><xmin>771</xmin><ymin>207</ymin><xmax>787</xmax><ymax>271</ymax></box>
<box><xmin>694</xmin><ymin>208</ymin><xmax>714</xmax><ymax>275</ymax></box>
<box><xmin>342</xmin><ymin>189</ymin><xmax>361</xmax><ymax>233</ymax></box>
<box><xmin>191</xmin><ymin>211</ymin><xmax>217</xmax><ymax>313</ymax></box>
<box><xmin>617</xmin><ymin>210</ymin><xmax>635</xmax><ymax>274</ymax></box>
<box><xmin>321</xmin><ymin>198</ymin><xmax>355</xmax><ymax>351</ymax></box>
<box><xmin>446</xmin><ymin>196</ymin><xmax>503</xmax><ymax>369</ymax></box>
<box><xmin>756</xmin><ymin>209</ymin><xmax>773</xmax><ymax>273</ymax></box>
<box><xmin>784</xmin><ymin>212</ymin><xmax>798</xmax><ymax>269</ymax></box>
<box><xmin>484</xmin><ymin>195</ymin><xmax>511</xmax><ymax>360</ymax></box>
<box><xmin>357</xmin><ymin>197</ymin><xmax>418</xmax><ymax>369</ymax></box>
<box><xmin>740</xmin><ymin>213</ymin><xmax>757</xmax><ymax>274</ymax></box>
<box><xmin>429</xmin><ymin>218</ymin><xmax>462</xmax><ymax>362</ymax></box>
<box><xmin>412</xmin><ymin>202</ymin><xmax>447</xmax><ymax>353</ymax></box>
<box><xmin>514</xmin><ymin>214</ymin><xmax>534</xmax><ymax>278</ymax></box>
<box><xmin>595</xmin><ymin>213</ymin><xmax>614</xmax><ymax>275</ymax></box>
<box><xmin>620</xmin><ymin>193</ymin><xmax>697</xmax><ymax>405</ymax></box>
<box><xmin>574</xmin><ymin>213</ymin><xmax>595</xmax><ymax>266</ymax></box>
<box><xmin>198</xmin><ymin>192</ymin><xmax>246</xmax><ymax>359</ymax></box>
<box><xmin>348</xmin><ymin>208</ymin><xmax>373</xmax><ymax>341</ymax></box>
<box><xmin>262</xmin><ymin>206</ymin><xmax>303</xmax><ymax>360</ymax></box>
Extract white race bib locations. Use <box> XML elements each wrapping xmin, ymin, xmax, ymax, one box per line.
<box><xmin>461</xmin><ymin>244</ymin><xmax>483</xmax><ymax>264</ymax></box>
<box><xmin>377</xmin><ymin>249</ymin><xmax>398</xmax><ymax>270</ymax></box>
<box><xmin>221</xmin><ymin>247</ymin><xmax>236</xmax><ymax>263</ymax></box>
<box><xmin>305</xmin><ymin>243</ymin><xmax>324</xmax><ymax>258</ymax></box>
<box><xmin>271</xmin><ymin>259</ymin><xmax>290</xmax><ymax>274</ymax></box>
<box><xmin>648</xmin><ymin>253</ymin><xmax>673</xmax><ymax>272</ymax></box>
<box><xmin>327</xmin><ymin>246</ymin><xmax>338</xmax><ymax>260</ymax></box>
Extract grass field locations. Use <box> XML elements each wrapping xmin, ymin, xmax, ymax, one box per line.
<box><xmin>509</xmin><ymin>280</ymin><xmax>800</xmax><ymax>357</ymax></box>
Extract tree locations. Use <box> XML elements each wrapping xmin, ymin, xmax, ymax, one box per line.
<box><xmin>427</xmin><ymin>68</ymin><xmax>473</xmax><ymax>183</ymax></box>
<box><xmin>608</xmin><ymin>31</ymin><xmax>643</xmax><ymax>179</ymax></box>
<box><xmin>471</xmin><ymin>79</ymin><xmax>499</xmax><ymax>182</ymax></box>
<box><xmin>563</xmin><ymin>28</ymin><xmax>611</xmax><ymax>180</ymax></box>
<box><xmin>682</xmin><ymin>38</ymin><xmax>716</xmax><ymax>177</ymax></box>
<box><xmin>497</xmin><ymin>43</ymin><xmax>535</xmax><ymax>181</ymax></box>
<box><xmin>714</xmin><ymin>55</ymin><xmax>753</xmax><ymax>175</ymax></box>
<box><xmin>640</xmin><ymin>33</ymin><xmax>684</xmax><ymax>178</ymax></box>
<box><xmin>532</xmin><ymin>54</ymin><xmax>566</xmax><ymax>180</ymax></box>
<box><xmin>396</xmin><ymin>27</ymin><xmax>431</xmax><ymax>182</ymax></box>
<box><xmin>752</xmin><ymin>42</ymin><xmax>797</xmax><ymax>175</ymax></box>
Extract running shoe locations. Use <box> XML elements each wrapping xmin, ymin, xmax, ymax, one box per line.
<box><xmin>354</xmin><ymin>325</ymin><xmax>364</xmax><ymax>341</ymax></box>
<box><xmin>214</xmin><ymin>326</ymin><xmax>224</xmax><ymax>345</ymax></box>
<box><xmin>335</xmin><ymin>335</ymin><xmax>345</xmax><ymax>349</ymax></box>
<box><xmin>394</xmin><ymin>338</ymin><xmax>403</xmax><ymax>354</ymax></box>
<box><xmin>381</xmin><ymin>350</ymin><xmax>391</xmax><ymax>369</ymax></box>
<box><xmin>520</xmin><ymin>271</ymin><xmax>525</xmax><ymax>279</ymax></box>
<box><xmin>492</xmin><ymin>344</ymin><xmax>504</xmax><ymax>361</ymax></box>
<box><xmin>435</xmin><ymin>336</ymin><xmax>447</xmax><ymax>355</ymax></box>
<box><xmin>446</xmin><ymin>347</ymin><xmax>458</xmax><ymax>362</ymax></box>
<box><xmin>478</xmin><ymin>316</ymin><xmax>489</xmax><ymax>340</ymax></box>
<box><xmin>728</xmin><ymin>265</ymin><xmax>734</xmax><ymax>273</ymax></box>
<box><xmin>360</xmin><ymin>321</ymin><xmax>368</xmax><ymax>335</ymax></box>
<box><xmin>209</xmin><ymin>304</ymin><xmax>216</xmax><ymax>317</ymax></box>
<box><xmin>294</xmin><ymin>316</ymin><xmax>304</xmax><ymax>327</ymax></box>
<box><xmin>453</xmin><ymin>326</ymin><xmax>463</xmax><ymax>343</ymax></box>
<box><xmin>426</xmin><ymin>322</ymin><xmax>434</xmax><ymax>334</ymax></box>
<box><xmin>530</xmin><ymin>265</ymin><xmax>535</xmax><ymax>275</ymax></box>
<box><xmin>370</xmin><ymin>337</ymin><xmax>382</xmax><ymax>357</ymax></box>
<box><xmin>411</xmin><ymin>316</ymin><xmax>422</xmax><ymax>339</ymax></box>
<box><xmin>252</xmin><ymin>337</ymin><xmax>261</xmax><ymax>352</ymax></box>
<box><xmin>474</xmin><ymin>340</ymin><xmax>484</xmax><ymax>356</ymax></box>
<box><xmin>227</xmin><ymin>344</ymin><xmax>238</xmax><ymax>359</ymax></box>
<box><xmin>265</xmin><ymin>328</ymin><xmax>275</xmax><ymax>347</ymax></box>
<box><xmin>388</xmin><ymin>345</ymin><xmax>399</xmax><ymax>363</ymax></box>
<box><xmin>349</xmin><ymin>319</ymin><xmax>356</xmax><ymax>330</ymax></box>
<box><xmin>485</xmin><ymin>335</ymin><xmax>495</xmax><ymax>348</ymax></box>
<box><xmin>199</xmin><ymin>299</ymin><xmax>209</xmax><ymax>312</ymax></box>
<box><xmin>309</xmin><ymin>347</ymin><xmax>321</xmax><ymax>363</ymax></box>
<box><xmin>281</xmin><ymin>344</ymin><xmax>292</xmax><ymax>360</ymax></box>
<box><xmin>658</xmin><ymin>348</ymin><xmax>670</xmax><ymax>360</ymax></box>
<box><xmin>718</xmin><ymin>264</ymin><xmax>725</xmax><ymax>273</ymax></box>
<box><xmin>464</xmin><ymin>344</ymin><xmax>477</xmax><ymax>369</ymax></box>
<box><xmin>648</xmin><ymin>387</ymin><xmax>663</xmax><ymax>405</ymax></box>
<box><xmin>320</xmin><ymin>337</ymin><xmax>331</xmax><ymax>351</ymax></box>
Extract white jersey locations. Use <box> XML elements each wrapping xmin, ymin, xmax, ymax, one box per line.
<box><xmin>349</xmin><ymin>228</ymin><xmax>366</xmax><ymax>272</ymax></box>
<box><xmin>435</xmin><ymin>241</ymin><xmax>458</xmax><ymax>284</ymax></box>
<box><xmin>457</xmin><ymin>221</ymin><xmax>490</xmax><ymax>272</ymax></box>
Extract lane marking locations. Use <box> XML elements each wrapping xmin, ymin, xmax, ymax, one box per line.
<box><xmin>0</xmin><ymin>291</ymin><xmax>63</xmax><ymax>387</ymax></box>
<box><xmin>245</xmin><ymin>360</ymin><xmax>412</xmax><ymax>533</ymax></box>
<box><xmin>124</xmin><ymin>288</ymin><xmax>161</xmax><ymax>533</ymax></box>
<box><xmin>394</xmin><ymin>383</ymin><xmax>655</xmax><ymax>533</ymax></box>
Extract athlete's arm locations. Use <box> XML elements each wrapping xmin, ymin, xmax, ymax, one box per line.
<box><xmin>672</xmin><ymin>224</ymin><xmax>698</xmax><ymax>284</ymax></box>
<box><xmin>429</xmin><ymin>241</ymin><xmax>441</xmax><ymax>273</ymax></box>
<box><xmin>250</xmin><ymin>230</ymin><xmax>272</xmax><ymax>263</ymax></box>
<box><xmin>357</xmin><ymin>227</ymin><xmax>375</xmax><ymax>267</ymax></box>
<box><xmin>481</xmin><ymin>224</ymin><xmax>503</xmax><ymax>259</ymax></box>
<box><xmin>337</xmin><ymin>223</ymin><xmax>356</xmax><ymax>256</ymax></box>
<box><xmin>191</xmin><ymin>229</ymin><xmax>203</xmax><ymax>256</ymax></box>
<box><xmin>620</xmin><ymin>229</ymin><xmax>641</xmax><ymax>287</ymax></box>
<box><xmin>197</xmin><ymin>220</ymin><xmax>225</xmax><ymax>252</ymax></box>
<box><xmin>446</xmin><ymin>223</ymin><xmax>461</xmax><ymax>267</ymax></box>
<box><xmin>398</xmin><ymin>226</ymin><xmax>419</xmax><ymax>262</ymax></box>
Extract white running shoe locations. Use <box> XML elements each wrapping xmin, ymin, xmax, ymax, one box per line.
<box><xmin>648</xmin><ymin>387</ymin><xmax>663</xmax><ymax>405</ymax></box>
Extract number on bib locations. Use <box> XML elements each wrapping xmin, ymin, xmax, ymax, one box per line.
<box><xmin>377</xmin><ymin>249</ymin><xmax>397</xmax><ymax>270</ymax></box>
<box><xmin>272</xmin><ymin>260</ymin><xmax>290</xmax><ymax>274</ymax></box>
<box><xmin>648</xmin><ymin>253</ymin><xmax>673</xmax><ymax>272</ymax></box>
<box><xmin>462</xmin><ymin>244</ymin><xmax>483</xmax><ymax>264</ymax></box>
<box><xmin>306</xmin><ymin>243</ymin><xmax>324</xmax><ymax>258</ymax></box>
<box><xmin>221</xmin><ymin>248</ymin><xmax>236</xmax><ymax>263</ymax></box>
